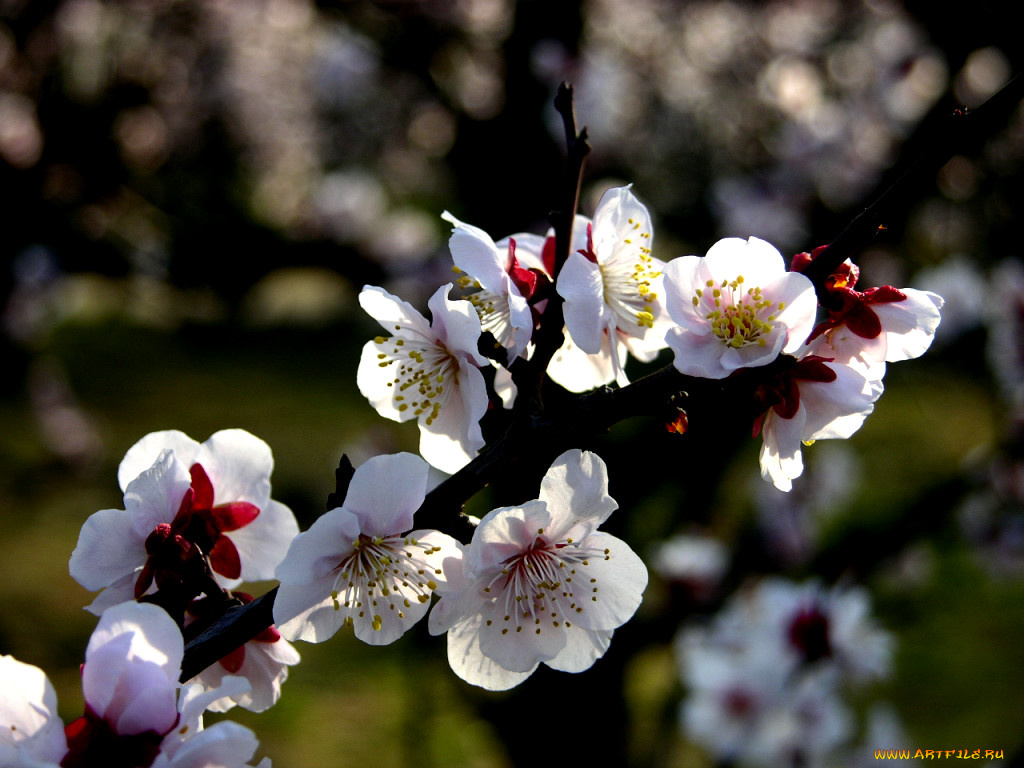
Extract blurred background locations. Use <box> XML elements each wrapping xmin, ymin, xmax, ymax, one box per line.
<box><xmin>1</xmin><ymin>0</ymin><xmax>1023</xmax><ymax>765</ymax></box>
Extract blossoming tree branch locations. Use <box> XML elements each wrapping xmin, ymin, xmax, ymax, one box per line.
<box><xmin>6</xmin><ymin>76</ymin><xmax>1020</xmax><ymax>765</ymax></box>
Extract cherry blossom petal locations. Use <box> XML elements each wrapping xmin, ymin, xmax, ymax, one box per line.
<box><xmin>538</xmin><ymin>449</ymin><xmax>618</xmax><ymax>540</ymax></box>
<box><xmin>195</xmin><ymin>430</ymin><xmax>274</xmax><ymax>509</ymax></box>
<box><xmin>872</xmin><ymin>288</ymin><xmax>944</xmax><ymax>362</ymax></box>
<box><xmin>341</xmin><ymin>452</ymin><xmax>429</xmax><ymax>536</ymax></box>
<box><xmin>227</xmin><ymin>499</ymin><xmax>301</xmax><ymax>583</ymax></box>
<box><xmin>118</xmin><ymin>431</ymin><xmax>200</xmax><ymax>492</ymax></box>
<box><xmin>358</xmin><ymin>285</ymin><xmax>432</xmax><ymax>339</ymax></box>
<box><xmin>545</xmin><ymin>627</ymin><xmax>613</xmax><ymax>673</ymax></box>
<box><xmin>446</xmin><ymin>614</ymin><xmax>535</xmax><ymax>691</ymax></box>
<box><xmin>559</xmin><ymin>253</ymin><xmax>610</xmax><ymax>354</ymax></box>
<box><xmin>0</xmin><ymin>655</ymin><xmax>67</xmax><ymax>765</ymax></box>
<box><xmin>70</xmin><ymin>507</ymin><xmax>148</xmax><ymax>592</ymax></box>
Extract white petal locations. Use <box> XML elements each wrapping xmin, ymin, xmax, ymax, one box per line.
<box><xmin>118</xmin><ymin>430</ymin><xmax>200</xmax><ymax>491</ymax></box>
<box><xmin>567</xmin><ymin>532</ymin><xmax>648</xmax><ymax>631</ymax></box>
<box><xmin>358</xmin><ymin>285</ymin><xmax>432</xmax><ymax>337</ymax></box>
<box><xmin>538</xmin><ymin>449</ymin><xmax>618</xmax><ymax>539</ymax></box>
<box><xmin>428</xmin><ymin>284</ymin><xmax>487</xmax><ymax>365</ymax></box>
<box><xmin>0</xmin><ymin>655</ymin><xmax>67</xmax><ymax>764</ymax></box>
<box><xmin>123</xmin><ymin>450</ymin><xmax>193</xmax><ymax>539</ymax></box>
<box><xmin>590</xmin><ymin>186</ymin><xmax>652</xmax><ymax>261</ymax></box>
<box><xmin>69</xmin><ymin>507</ymin><xmax>147</xmax><ymax>591</ymax></box>
<box><xmin>195</xmin><ymin>429</ymin><xmax>273</xmax><ymax>508</ymax></box>
<box><xmin>273</xmin><ymin>577</ymin><xmax>348</xmax><ymax>643</ymax></box>
<box><xmin>768</xmin><ymin>272</ymin><xmax>818</xmax><ymax>354</ymax></box>
<box><xmin>446</xmin><ymin>614</ymin><xmax>535</xmax><ymax>691</ymax></box>
<box><xmin>417</xmin><ymin>360</ymin><xmax>487</xmax><ymax>474</ymax></box>
<box><xmin>274</xmin><ymin>508</ymin><xmax>361</xmax><ymax>588</ymax></box>
<box><xmin>546</xmin><ymin>326</ymin><xmax>622</xmax><ymax>392</ymax></box>
<box><xmin>875</xmin><ymin>288</ymin><xmax>944</xmax><ymax>361</ymax></box>
<box><xmin>343</xmin><ymin>452</ymin><xmax>429</xmax><ymax>535</ymax></box>
<box><xmin>666</xmin><ymin>326</ymin><xmax>731</xmax><ymax>379</ymax></box>
<box><xmin>759</xmin><ymin>409</ymin><xmax>808</xmax><ymax>492</ymax></box>
<box><xmin>154</xmin><ymin>720</ymin><xmax>259</xmax><ymax>768</ymax></box>
<box><xmin>704</xmin><ymin>236</ymin><xmax>786</xmax><ymax>287</ymax></box>
<box><xmin>662</xmin><ymin>255</ymin><xmax>711</xmax><ymax>332</ymax></box>
<box><xmin>356</xmin><ymin>340</ymin><xmax>416</xmax><ymax>423</ymax></box>
<box><xmin>477</xmin><ymin>599</ymin><xmax>567</xmax><ymax>671</ymax></box>
<box><xmin>544</xmin><ymin>627</ymin><xmax>613</xmax><ymax>673</ymax></box>
<box><xmin>558</xmin><ymin>253</ymin><xmax>608</xmax><ymax>354</ymax></box>
<box><xmin>229</xmin><ymin>499</ymin><xmax>300</xmax><ymax>582</ymax></box>
<box><xmin>467</xmin><ymin>501</ymin><xmax>549</xmax><ymax>578</ymax></box>
<box><xmin>442</xmin><ymin>211</ymin><xmax>507</xmax><ymax>290</ymax></box>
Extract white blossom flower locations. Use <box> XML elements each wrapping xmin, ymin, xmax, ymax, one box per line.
<box><xmin>663</xmin><ymin>237</ymin><xmax>818</xmax><ymax>379</ymax></box>
<box><xmin>273</xmin><ymin>452</ymin><xmax>463</xmax><ymax>645</ymax></box>
<box><xmin>0</xmin><ymin>656</ymin><xmax>66</xmax><ymax>768</ymax></box>
<box><xmin>556</xmin><ymin>186</ymin><xmax>669</xmax><ymax>386</ymax></box>
<box><xmin>755</xmin><ymin>346</ymin><xmax>883</xmax><ymax>492</ymax></box>
<box><xmin>357</xmin><ymin>284</ymin><xmax>489</xmax><ymax>473</ymax></box>
<box><xmin>428</xmin><ymin>449</ymin><xmax>648</xmax><ymax>690</ymax></box>
<box><xmin>69</xmin><ymin>430</ymin><xmax>299</xmax><ymax>615</ymax></box>
<box><xmin>185</xmin><ymin>596</ymin><xmax>300</xmax><ymax>713</ymax></box>
<box><xmin>804</xmin><ymin>259</ymin><xmax>944</xmax><ymax>377</ymax></box>
<box><xmin>443</xmin><ymin>211</ymin><xmax>538</xmax><ymax>360</ymax></box>
<box><xmin>61</xmin><ymin>601</ymin><xmax>268</xmax><ymax>768</ymax></box>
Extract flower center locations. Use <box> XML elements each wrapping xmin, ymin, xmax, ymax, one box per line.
<box><xmin>482</xmin><ymin>530</ymin><xmax>611</xmax><ymax>636</ymax></box>
<box><xmin>374</xmin><ymin>334</ymin><xmax>459</xmax><ymax>427</ymax></box>
<box><xmin>693</xmin><ymin>275</ymin><xmax>783</xmax><ymax>348</ymax></box>
<box><xmin>329</xmin><ymin>534</ymin><xmax>442</xmax><ymax>630</ymax></box>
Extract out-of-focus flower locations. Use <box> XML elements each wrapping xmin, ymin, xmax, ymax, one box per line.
<box><xmin>676</xmin><ymin>577</ymin><xmax>892</xmax><ymax>767</ymax></box>
<box><xmin>663</xmin><ymin>237</ymin><xmax>818</xmax><ymax>379</ymax></box>
<box><xmin>429</xmin><ymin>449</ymin><xmax>648</xmax><ymax>690</ymax></box>
<box><xmin>70</xmin><ymin>430</ymin><xmax>299</xmax><ymax>615</ymax></box>
<box><xmin>0</xmin><ymin>655</ymin><xmax>67</xmax><ymax>768</ymax></box>
<box><xmin>754</xmin><ymin>349</ymin><xmax>883</xmax><ymax>492</ymax></box>
<box><xmin>650</xmin><ymin>533</ymin><xmax>729</xmax><ymax>603</ymax></box>
<box><xmin>556</xmin><ymin>186</ymin><xmax>669</xmax><ymax>386</ymax></box>
<box><xmin>801</xmin><ymin>256</ymin><xmax>944</xmax><ymax>377</ymax></box>
<box><xmin>443</xmin><ymin>211</ymin><xmax>538</xmax><ymax>361</ymax></box>
<box><xmin>274</xmin><ymin>452</ymin><xmax>462</xmax><ymax>645</ymax></box>
<box><xmin>356</xmin><ymin>285</ymin><xmax>489</xmax><ymax>473</ymax></box>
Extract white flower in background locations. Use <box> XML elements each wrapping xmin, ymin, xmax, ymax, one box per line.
<box><xmin>274</xmin><ymin>452</ymin><xmax>462</xmax><ymax>645</ymax></box>
<box><xmin>357</xmin><ymin>284</ymin><xmax>489</xmax><ymax>474</ymax></box>
<box><xmin>429</xmin><ymin>449</ymin><xmax>648</xmax><ymax>690</ymax></box>
<box><xmin>805</xmin><ymin>259</ymin><xmax>944</xmax><ymax>377</ymax></box>
<box><xmin>651</xmin><ymin>533</ymin><xmax>729</xmax><ymax>602</ymax></box>
<box><xmin>442</xmin><ymin>211</ymin><xmax>538</xmax><ymax>361</ymax></box>
<box><xmin>755</xmin><ymin>348</ymin><xmax>883</xmax><ymax>492</ymax></box>
<box><xmin>676</xmin><ymin>577</ymin><xmax>891</xmax><ymax>766</ymax></box>
<box><xmin>0</xmin><ymin>655</ymin><xmax>66</xmax><ymax>768</ymax></box>
<box><xmin>69</xmin><ymin>429</ymin><xmax>300</xmax><ymax>615</ymax></box>
<box><xmin>556</xmin><ymin>185</ymin><xmax>669</xmax><ymax>386</ymax></box>
<box><xmin>663</xmin><ymin>237</ymin><xmax>818</xmax><ymax>379</ymax></box>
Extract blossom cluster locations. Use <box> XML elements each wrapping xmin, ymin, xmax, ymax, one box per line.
<box><xmin>2</xmin><ymin>181</ymin><xmax>944</xmax><ymax>766</ymax></box>
<box><xmin>676</xmin><ymin>577</ymin><xmax>895</xmax><ymax>767</ymax></box>
<box><xmin>358</xmin><ymin>185</ymin><xmax>942</xmax><ymax>492</ymax></box>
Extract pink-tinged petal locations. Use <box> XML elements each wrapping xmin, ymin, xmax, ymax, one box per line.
<box><xmin>85</xmin><ymin>602</ymin><xmax>183</xmax><ymax>681</ymax></box>
<box><xmin>227</xmin><ymin>500</ymin><xmax>299</xmax><ymax>583</ymax></box>
<box><xmin>759</xmin><ymin>408</ymin><xmax>809</xmax><ymax>492</ymax></box>
<box><xmin>408</xmin><ymin>529</ymin><xmax>464</xmax><ymax>590</ymax></box>
<box><xmin>111</xmin><ymin>662</ymin><xmax>181</xmax><ymax>736</ymax></box>
<box><xmin>442</xmin><ymin>211</ymin><xmax>507</xmax><ymax>289</ymax></box>
<box><xmin>118</xmin><ymin>431</ymin><xmax>200</xmax><ymax>492</ymax></box>
<box><xmin>873</xmin><ymin>288</ymin><xmax>944</xmax><ymax>362</ymax></box>
<box><xmin>565</xmin><ymin>532</ymin><xmax>648</xmax><ymax>631</ymax></box>
<box><xmin>558</xmin><ymin>252</ymin><xmax>608</xmax><ymax>354</ymax></box>
<box><xmin>351</xmin><ymin>593</ymin><xmax>431</xmax><ymax>647</ymax></box>
<box><xmin>0</xmin><ymin>655</ymin><xmax>68</xmax><ymax>764</ymax></box>
<box><xmin>466</xmin><ymin>501</ymin><xmax>550</xmax><ymax>578</ymax></box>
<box><xmin>342</xmin><ymin>452</ymin><xmax>429</xmax><ymax>535</ymax></box>
<box><xmin>445</xmin><ymin>614</ymin><xmax>535</xmax><ymax>691</ymax></box>
<box><xmin>209</xmin><ymin>537</ymin><xmax>242</xmax><ymax>580</ymax></box>
<box><xmin>427</xmin><ymin>284</ymin><xmax>487</xmax><ymax>365</ymax></box>
<box><xmin>417</xmin><ymin>360</ymin><xmax>487</xmax><ymax>474</ymax></box>
<box><xmin>539</xmin><ymin>449</ymin><xmax>618</xmax><ymax>539</ymax></box>
<box><xmin>801</xmin><ymin>362</ymin><xmax>883</xmax><ymax>440</ymax></box>
<box><xmin>546</xmin><ymin>328</ymin><xmax>623</xmax><ymax>392</ymax></box>
<box><xmin>196</xmin><ymin>430</ymin><xmax>273</xmax><ymax>509</ymax></box>
<box><xmin>545</xmin><ymin>626</ymin><xmax>613</xmax><ymax>673</ymax></box>
<box><xmin>211</xmin><ymin>502</ymin><xmax>260</xmax><ymax>532</ymax></box>
<box><xmin>273</xmin><ymin>507</ymin><xmax>361</xmax><ymax>587</ymax></box>
<box><xmin>666</xmin><ymin>326</ymin><xmax>732</xmax><ymax>379</ymax></box>
<box><xmin>70</xmin><ymin>507</ymin><xmax>149</xmax><ymax>591</ymax></box>
<box><xmin>358</xmin><ymin>284</ymin><xmax>432</xmax><ymax>338</ymax></box>
<box><xmin>191</xmin><ymin>636</ymin><xmax>299</xmax><ymax>713</ymax></box>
